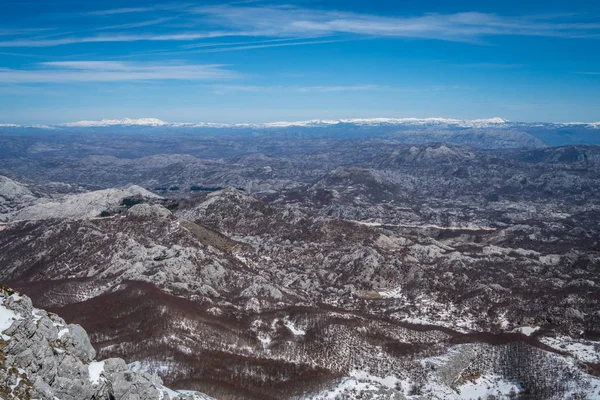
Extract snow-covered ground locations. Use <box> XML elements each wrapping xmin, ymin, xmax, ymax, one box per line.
<box><xmin>513</xmin><ymin>326</ymin><xmax>540</xmax><ymax>336</ymax></box>
<box><xmin>456</xmin><ymin>374</ymin><xmax>522</xmax><ymax>399</ymax></box>
<box><xmin>380</xmin><ymin>288</ymin><xmax>477</xmax><ymax>333</ymax></box>
<box><xmin>58</xmin><ymin>117</ymin><xmax>511</xmax><ymax>129</ymax></box>
<box><xmin>307</xmin><ymin>368</ymin><xmax>523</xmax><ymax>400</ymax></box>
<box><xmin>306</xmin><ymin>369</ymin><xmax>400</xmax><ymax>400</ymax></box>
<box><xmin>0</xmin><ymin>293</ymin><xmax>22</xmax><ymax>340</ymax></box>
<box><xmin>351</xmin><ymin>219</ymin><xmax>496</xmax><ymax>231</ymax></box>
<box><xmin>540</xmin><ymin>336</ymin><xmax>600</xmax><ymax>363</ymax></box>
<box><xmin>88</xmin><ymin>361</ymin><xmax>106</xmax><ymax>385</ymax></box>
<box><xmin>283</xmin><ymin>316</ymin><xmax>306</xmax><ymax>336</ymax></box>
<box><xmin>9</xmin><ymin>185</ymin><xmax>160</xmax><ymax>221</ymax></box>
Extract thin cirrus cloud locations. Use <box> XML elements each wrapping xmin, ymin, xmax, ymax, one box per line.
<box><xmin>454</xmin><ymin>63</ymin><xmax>524</xmax><ymax>69</ymax></box>
<box><xmin>205</xmin><ymin>84</ymin><xmax>457</xmax><ymax>95</ymax></box>
<box><xmin>196</xmin><ymin>39</ymin><xmax>345</xmax><ymax>53</ymax></box>
<box><xmin>190</xmin><ymin>5</ymin><xmax>600</xmax><ymax>40</ymax></box>
<box><xmin>179</xmin><ymin>36</ymin><xmax>323</xmax><ymax>50</ymax></box>
<box><xmin>92</xmin><ymin>17</ymin><xmax>177</xmax><ymax>31</ymax></box>
<box><xmin>0</xmin><ymin>61</ymin><xmax>241</xmax><ymax>83</ymax></box>
<box><xmin>86</xmin><ymin>7</ymin><xmax>157</xmax><ymax>16</ymax></box>
<box><xmin>0</xmin><ymin>5</ymin><xmax>599</xmax><ymax>48</ymax></box>
<box><xmin>0</xmin><ymin>32</ymin><xmax>243</xmax><ymax>47</ymax></box>
<box><xmin>112</xmin><ymin>37</ymin><xmax>336</xmax><ymax>59</ymax></box>
<box><xmin>209</xmin><ymin>84</ymin><xmax>383</xmax><ymax>95</ymax></box>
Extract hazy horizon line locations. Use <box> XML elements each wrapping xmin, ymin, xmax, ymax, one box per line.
<box><xmin>2</xmin><ymin>116</ymin><xmax>600</xmax><ymax>127</ymax></box>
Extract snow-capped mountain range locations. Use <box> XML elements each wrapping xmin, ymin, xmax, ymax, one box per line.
<box><xmin>49</xmin><ymin>117</ymin><xmax>517</xmax><ymax>129</ymax></box>
<box><xmin>2</xmin><ymin>117</ymin><xmax>599</xmax><ymax>129</ymax></box>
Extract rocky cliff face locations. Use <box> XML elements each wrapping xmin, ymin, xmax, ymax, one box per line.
<box><xmin>0</xmin><ymin>285</ymin><xmax>213</xmax><ymax>400</ymax></box>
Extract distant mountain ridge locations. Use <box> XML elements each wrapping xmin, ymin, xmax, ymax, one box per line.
<box><xmin>1</xmin><ymin>117</ymin><xmax>599</xmax><ymax>130</ymax></box>
<box><xmin>2</xmin><ymin>117</ymin><xmax>600</xmax><ymax>147</ymax></box>
<box><xmin>59</xmin><ymin>117</ymin><xmax>514</xmax><ymax>129</ymax></box>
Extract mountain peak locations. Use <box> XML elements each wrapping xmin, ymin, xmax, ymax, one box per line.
<box><xmin>62</xmin><ymin>118</ymin><xmax>170</xmax><ymax>127</ymax></box>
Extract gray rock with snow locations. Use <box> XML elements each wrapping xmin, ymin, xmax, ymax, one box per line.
<box><xmin>7</xmin><ymin>185</ymin><xmax>161</xmax><ymax>222</ymax></box>
<box><xmin>127</xmin><ymin>203</ymin><xmax>172</xmax><ymax>219</ymax></box>
<box><xmin>0</xmin><ymin>286</ymin><xmax>214</xmax><ymax>400</ymax></box>
<box><xmin>61</xmin><ymin>324</ymin><xmax>96</xmax><ymax>362</ymax></box>
<box><xmin>0</xmin><ymin>175</ymin><xmax>38</xmax><ymax>219</ymax></box>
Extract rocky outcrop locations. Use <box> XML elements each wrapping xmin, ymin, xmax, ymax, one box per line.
<box><xmin>0</xmin><ymin>286</ymin><xmax>213</xmax><ymax>400</ymax></box>
<box><xmin>0</xmin><ymin>176</ymin><xmax>37</xmax><ymax>220</ymax></box>
<box><xmin>126</xmin><ymin>203</ymin><xmax>172</xmax><ymax>219</ymax></box>
<box><xmin>4</xmin><ymin>185</ymin><xmax>160</xmax><ymax>222</ymax></box>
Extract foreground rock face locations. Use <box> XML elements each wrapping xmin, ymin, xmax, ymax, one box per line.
<box><xmin>0</xmin><ymin>286</ymin><xmax>212</xmax><ymax>400</ymax></box>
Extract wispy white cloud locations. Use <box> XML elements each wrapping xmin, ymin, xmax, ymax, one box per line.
<box><xmin>85</xmin><ymin>3</ymin><xmax>192</xmax><ymax>16</ymax></box>
<box><xmin>0</xmin><ymin>28</ymin><xmax>57</xmax><ymax>36</ymax></box>
<box><xmin>0</xmin><ymin>51</ymin><xmax>48</xmax><ymax>58</ymax></box>
<box><xmin>205</xmin><ymin>84</ymin><xmax>461</xmax><ymax>95</ymax></box>
<box><xmin>455</xmin><ymin>62</ymin><xmax>524</xmax><ymax>69</ymax></box>
<box><xmin>0</xmin><ymin>31</ymin><xmax>241</xmax><ymax>47</ymax></box>
<box><xmin>86</xmin><ymin>7</ymin><xmax>156</xmax><ymax>16</ymax></box>
<box><xmin>197</xmin><ymin>39</ymin><xmax>344</xmax><ymax>53</ymax></box>
<box><xmin>93</xmin><ymin>17</ymin><xmax>176</xmax><ymax>31</ymax></box>
<box><xmin>179</xmin><ymin>36</ymin><xmax>320</xmax><ymax>49</ymax></box>
<box><xmin>190</xmin><ymin>5</ymin><xmax>600</xmax><ymax>41</ymax></box>
<box><xmin>0</xmin><ymin>61</ymin><xmax>240</xmax><ymax>83</ymax></box>
<box><xmin>40</xmin><ymin>61</ymin><xmax>133</xmax><ymax>70</ymax></box>
<box><xmin>1</xmin><ymin>5</ymin><xmax>599</xmax><ymax>48</ymax></box>
<box><xmin>208</xmin><ymin>84</ymin><xmax>383</xmax><ymax>94</ymax></box>
<box><xmin>111</xmin><ymin>37</ymin><xmax>327</xmax><ymax>59</ymax></box>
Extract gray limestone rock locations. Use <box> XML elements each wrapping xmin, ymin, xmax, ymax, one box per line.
<box><xmin>0</xmin><ymin>287</ymin><xmax>213</xmax><ymax>400</ymax></box>
<box><xmin>61</xmin><ymin>324</ymin><xmax>96</xmax><ymax>362</ymax></box>
<box><xmin>127</xmin><ymin>203</ymin><xmax>172</xmax><ymax>219</ymax></box>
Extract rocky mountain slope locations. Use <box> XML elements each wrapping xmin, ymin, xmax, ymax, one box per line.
<box><xmin>0</xmin><ymin>285</ymin><xmax>213</xmax><ymax>400</ymax></box>
<box><xmin>0</xmin><ymin>175</ymin><xmax>598</xmax><ymax>399</ymax></box>
<box><xmin>0</xmin><ymin>131</ymin><xmax>599</xmax><ymax>399</ymax></box>
<box><xmin>0</xmin><ymin>176</ymin><xmax>38</xmax><ymax>217</ymax></box>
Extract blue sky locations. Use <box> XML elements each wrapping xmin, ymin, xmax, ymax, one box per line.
<box><xmin>1</xmin><ymin>0</ymin><xmax>599</xmax><ymax>124</ymax></box>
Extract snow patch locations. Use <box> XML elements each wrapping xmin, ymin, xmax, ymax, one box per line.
<box><xmin>457</xmin><ymin>374</ymin><xmax>522</xmax><ymax>399</ymax></box>
<box><xmin>0</xmin><ymin>302</ymin><xmax>22</xmax><ymax>340</ymax></box>
<box><xmin>378</xmin><ymin>286</ymin><xmax>403</xmax><ymax>299</ymax></box>
<box><xmin>283</xmin><ymin>316</ymin><xmax>306</xmax><ymax>336</ymax></box>
<box><xmin>513</xmin><ymin>326</ymin><xmax>540</xmax><ymax>336</ymax></box>
<box><xmin>88</xmin><ymin>361</ymin><xmax>106</xmax><ymax>385</ymax></box>
<box><xmin>62</xmin><ymin>118</ymin><xmax>170</xmax><ymax>127</ymax></box>
<box><xmin>540</xmin><ymin>336</ymin><xmax>600</xmax><ymax>363</ymax></box>
<box><xmin>59</xmin><ymin>116</ymin><xmax>511</xmax><ymax>130</ymax></box>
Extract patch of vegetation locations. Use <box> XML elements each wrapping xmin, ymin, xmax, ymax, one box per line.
<box><xmin>0</xmin><ymin>284</ymin><xmax>17</xmax><ymax>296</ymax></box>
<box><xmin>486</xmin><ymin>193</ymin><xmax>500</xmax><ymax>202</ymax></box>
<box><xmin>165</xmin><ymin>202</ymin><xmax>179</xmax><ymax>211</ymax></box>
<box><xmin>153</xmin><ymin>250</ymin><xmax>180</xmax><ymax>261</ymax></box>
<box><xmin>153</xmin><ymin>253</ymin><xmax>169</xmax><ymax>261</ymax></box>
<box><xmin>169</xmin><ymin>186</ymin><xmax>180</xmax><ymax>191</ymax></box>
<box><xmin>190</xmin><ymin>185</ymin><xmax>224</xmax><ymax>192</ymax></box>
<box><xmin>0</xmin><ymin>363</ymin><xmax>33</xmax><ymax>400</ymax></box>
<box><xmin>121</xmin><ymin>196</ymin><xmax>144</xmax><ymax>207</ymax></box>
